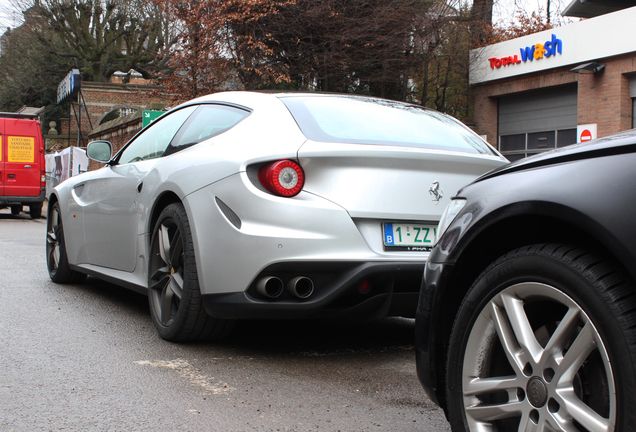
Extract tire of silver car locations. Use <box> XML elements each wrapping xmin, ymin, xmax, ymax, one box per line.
<box><xmin>46</xmin><ymin>201</ymin><xmax>87</xmax><ymax>284</ymax></box>
<box><xmin>445</xmin><ymin>243</ymin><xmax>636</xmax><ymax>432</ymax></box>
<box><xmin>148</xmin><ymin>202</ymin><xmax>234</xmax><ymax>342</ymax></box>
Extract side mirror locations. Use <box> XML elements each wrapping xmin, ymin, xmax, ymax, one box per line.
<box><xmin>87</xmin><ymin>140</ymin><xmax>113</xmax><ymax>163</ymax></box>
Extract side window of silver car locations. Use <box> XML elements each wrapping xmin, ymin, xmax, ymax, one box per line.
<box><xmin>118</xmin><ymin>105</ymin><xmax>198</xmax><ymax>164</ymax></box>
<box><xmin>168</xmin><ymin>104</ymin><xmax>250</xmax><ymax>151</ymax></box>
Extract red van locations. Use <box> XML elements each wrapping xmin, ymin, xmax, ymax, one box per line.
<box><xmin>0</xmin><ymin>113</ymin><xmax>46</xmax><ymax>218</ymax></box>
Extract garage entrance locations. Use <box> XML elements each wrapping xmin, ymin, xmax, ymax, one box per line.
<box><xmin>498</xmin><ymin>85</ymin><xmax>578</xmax><ymax>161</ymax></box>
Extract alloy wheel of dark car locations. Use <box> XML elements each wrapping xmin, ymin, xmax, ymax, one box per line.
<box><xmin>148</xmin><ymin>203</ymin><xmax>234</xmax><ymax>342</ymax></box>
<box><xmin>446</xmin><ymin>244</ymin><xmax>636</xmax><ymax>432</ymax></box>
<box><xmin>46</xmin><ymin>202</ymin><xmax>86</xmax><ymax>283</ymax></box>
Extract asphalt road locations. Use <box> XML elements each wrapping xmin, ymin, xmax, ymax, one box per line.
<box><xmin>0</xmin><ymin>207</ymin><xmax>451</xmax><ymax>432</ymax></box>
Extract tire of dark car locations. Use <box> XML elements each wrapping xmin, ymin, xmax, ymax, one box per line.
<box><xmin>445</xmin><ymin>243</ymin><xmax>636</xmax><ymax>432</ymax></box>
<box><xmin>148</xmin><ymin>202</ymin><xmax>234</xmax><ymax>342</ymax></box>
<box><xmin>46</xmin><ymin>201</ymin><xmax>87</xmax><ymax>284</ymax></box>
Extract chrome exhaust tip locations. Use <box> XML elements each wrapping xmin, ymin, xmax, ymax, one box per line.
<box><xmin>256</xmin><ymin>276</ymin><xmax>284</xmax><ymax>299</ymax></box>
<box><xmin>286</xmin><ymin>276</ymin><xmax>314</xmax><ymax>299</ymax></box>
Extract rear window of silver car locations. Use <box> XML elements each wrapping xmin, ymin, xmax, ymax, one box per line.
<box><xmin>281</xmin><ymin>96</ymin><xmax>495</xmax><ymax>155</ymax></box>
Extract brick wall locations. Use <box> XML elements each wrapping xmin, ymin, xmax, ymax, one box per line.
<box><xmin>68</xmin><ymin>81</ymin><xmax>171</xmax><ymax>145</ymax></box>
<box><xmin>471</xmin><ymin>85</ymin><xmax>498</xmax><ymax>144</ymax></box>
<box><xmin>576</xmin><ymin>54</ymin><xmax>636</xmax><ymax>137</ymax></box>
<box><xmin>472</xmin><ymin>53</ymin><xmax>636</xmax><ymax>148</ymax></box>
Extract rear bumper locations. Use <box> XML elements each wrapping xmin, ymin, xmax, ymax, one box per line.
<box><xmin>202</xmin><ymin>261</ymin><xmax>424</xmax><ymax>320</ymax></box>
<box><xmin>186</xmin><ymin>173</ymin><xmax>430</xmax><ymax>300</ymax></box>
<box><xmin>0</xmin><ymin>189</ymin><xmax>45</xmax><ymax>205</ymax></box>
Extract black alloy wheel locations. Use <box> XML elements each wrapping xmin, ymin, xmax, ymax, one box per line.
<box><xmin>148</xmin><ymin>203</ymin><xmax>234</xmax><ymax>342</ymax></box>
<box><xmin>46</xmin><ymin>201</ymin><xmax>86</xmax><ymax>283</ymax></box>
<box><xmin>445</xmin><ymin>244</ymin><xmax>636</xmax><ymax>432</ymax></box>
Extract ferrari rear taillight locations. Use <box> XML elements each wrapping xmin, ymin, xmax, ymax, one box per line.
<box><xmin>258</xmin><ymin>160</ymin><xmax>304</xmax><ymax>197</ymax></box>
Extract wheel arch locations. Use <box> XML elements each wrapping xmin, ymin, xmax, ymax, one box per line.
<box><xmin>46</xmin><ymin>193</ymin><xmax>60</xmax><ymax>220</ymax></box>
<box><xmin>148</xmin><ymin>191</ymin><xmax>182</xmax><ymax>234</ymax></box>
<box><xmin>432</xmin><ymin>204</ymin><xmax>636</xmax><ymax>410</ymax></box>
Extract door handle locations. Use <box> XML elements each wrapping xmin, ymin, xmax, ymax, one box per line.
<box><xmin>24</xmin><ymin>165</ymin><xmax>31</xmax><ymax>169</ymax></box>
<box><xmin>8</xmin><ymin>174</ymin><xmax>15</xmax><ymax>178</ymax></box>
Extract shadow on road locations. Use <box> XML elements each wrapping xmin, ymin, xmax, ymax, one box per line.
<box><xmin>230</xmin><ymin>317</ymin><xmax>415</xmax><ymax>355</ymax></box>
<box><xmin>0</xmin><ymin>211</ymin><xmax>41</xmax><ymax>221</ymax></box>
<box><xmin>69</xmin><ymin>276</ymin><xmax>416</xmax><ymax>356</ymax></box>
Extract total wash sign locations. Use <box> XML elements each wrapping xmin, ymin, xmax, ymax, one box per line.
<box><xmin>488</xmin><ymin>34</ymin><xmax>563</xmax><ymax>69</ymax></box>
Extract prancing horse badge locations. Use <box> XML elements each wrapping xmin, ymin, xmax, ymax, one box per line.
<box><xmin>429</xmin><ymin>180</ymin><xmax>443</xmax><ymax>204</ymax></box>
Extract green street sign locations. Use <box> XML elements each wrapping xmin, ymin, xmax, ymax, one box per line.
<box><xmin>142</xmin><ymin>110</ymin><xmax>164</xmax><ymax>128</ymax></box>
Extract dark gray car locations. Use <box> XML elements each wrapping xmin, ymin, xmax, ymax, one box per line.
<box><xmin>416</xmin><ymin>130</ymin><xmax>636</xmax><ymax>431</ymax></box>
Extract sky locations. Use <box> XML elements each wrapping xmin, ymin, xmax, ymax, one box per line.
<box><xmin>492</xmin><ymin>0</ymin><xmax>575</xmax><ymax>25</ymax></box>
<box><xmin>0</xmin><ymin>0</ymin><xmax>21</xmax><ymax>31</ymax></box>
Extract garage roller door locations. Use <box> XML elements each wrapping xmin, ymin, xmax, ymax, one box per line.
<box><xmin>498</xmin><ymin>85</ymin><xmax>577</xmax><ymax>160</ymax></box>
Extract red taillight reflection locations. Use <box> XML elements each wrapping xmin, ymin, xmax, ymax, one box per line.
<box><xmin>357</xmin><ymin>280</ymin><xmax>371</xmax><ymax>295</ymax></box>
<box><xmin>258</xmin><ymin>160</ymin><xmax>304</xmax><ymax>197</ymax></box>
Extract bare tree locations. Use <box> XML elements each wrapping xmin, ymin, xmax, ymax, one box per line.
<box><xmin>0</xmin><ymin>3</ymin><xmax>70</xmax><ymax>128</ymax></box>
<box><xmin>224</xmin><ymin>0</ymin><xmax>436</xmax><ymax>100</ymax></box>
<box><xmin>32</xmin><ymin>0</ymin><xmax>176</xmax><ymax>82</ymax></box>
<box><xmin>154</xmin><ymin>0</ymin><xmax>237</xmax><ymax>101</ymax></box>
<box><xmin>469</xmin><ymin>0</ymin><xmax>493</xmax><ymax>46</ymax></box>
<box><xmin>157</xmin><ymin>0</ymin><xmax>435</xmax><ymax>101</ymax></box>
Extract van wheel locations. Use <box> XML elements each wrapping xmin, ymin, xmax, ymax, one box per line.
<box><xmin>10</xmin><ymin>205</ymin><xmax>21</xmax><ymax>215</ymax></box>
<box><xmin>46</xmin><ymin>202</ymin><xmax>86</xmax><ymax>283</ymax></box>
<box><xmin>30</xmin><ymin>202</ymin><xmax>43</xmax><ymax>219</ymax></box>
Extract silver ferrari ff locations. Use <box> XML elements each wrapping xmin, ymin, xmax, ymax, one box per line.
<box><xmin>46</xmin><ymin>92</ymin><xmax>507</xmax><ymax>341</ymax></box>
